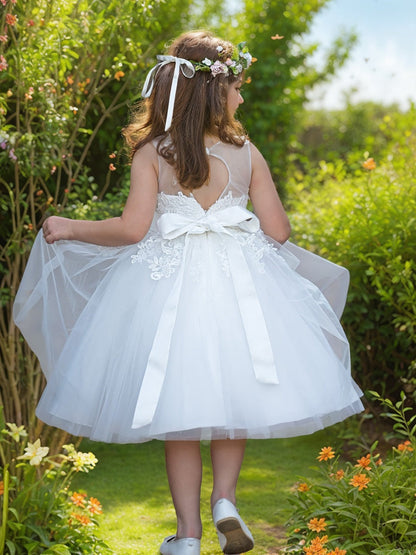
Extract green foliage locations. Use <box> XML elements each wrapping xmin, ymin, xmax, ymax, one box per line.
<box><xmin>283</xmin><ymin>392</ymin><xmax>416</xmax><ymax>554</ymax></box>
<box><xmin>293</xmin><ymin>101</ymin><xmax>403</xmax><ymax>168</ymax></box>
<box><xmin>0</xmin><ymin>408</ymin><xmax>111</xmax><ymax>554</ymax></box>
<box><xmin>230</xmin><ymin>0</ymin><xmax>357</xmax><ymax>188</ymax></box>
<box><xmin>287</xmin><ymin>108</ymin><xmax>416</xmax><ymax>399</ymax></box>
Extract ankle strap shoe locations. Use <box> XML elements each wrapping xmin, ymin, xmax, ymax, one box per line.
<box><xmin>160</xmin><ymin>535</ymin><xmax>201</xmax><ymax>555</ymax></box>
<box><xmin>212</xmin><ymin>498</ymin><xmax>254</xmax><ymax>554</ymax></box>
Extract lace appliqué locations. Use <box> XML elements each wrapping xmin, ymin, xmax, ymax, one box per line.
<box><xmin>131</xmin><ymin>235</ymin><xmax>185</xmax><ymax>280</ymax></box>
<box><xmin>237</xmin><ymin>232</ymin><xmax>277</xmax><ymax>273</ymax></box>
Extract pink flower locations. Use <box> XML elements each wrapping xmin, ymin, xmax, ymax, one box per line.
<box><xmin>9</xmin><ymin>149</ymin><xmax>17</xmax><ymax>161</ymax></box>
<box><xmin>210</xmin><ymin>60</ymin><xmax>228</xmax><ymax>76</ymax></box>
<box><xmin>0</xmin><ymin>35</ymin><xmax>8</xmax><ymax>42</ymax></box>
<box><xmin>0</xmin><ymin>0</ymin><xmax>6</xmax><ymax>6</ymax></box>
<box><xmin>0</xmin><ymin>55</ymin><xmax>8</xmax><ymax>71</ymax></box>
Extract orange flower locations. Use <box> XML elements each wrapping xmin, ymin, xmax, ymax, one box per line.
<box><xmin>0</xmin><ymin>481</ymin><xmax>4</xmax><ymax>495</ymax></box>
<box><xmin>114</xmin><ymin>70</ymin><xmax>125</xmax><ymax>81</ymax></box>
<box><xmin>355</xmin><ymin>454</ymin><xmax>371</xmax><ymax>470</ymax></box>
<box><xmin>297</xmin><ymin>482</ymin><xmax>310</xmax><ymax>492</ymax></box>
<box><xmin>328</xmin><ymin>549</ymin><xmax>347</xmax><ymax>555</ymax></box>
<box><xmin>88</xmin><ymin>497</ymin><xmax>102</xmax><ymax>515</ymax></box>
<box><xmin>271</xmin><ymin>34</ymin><xmax>284</xmax><ymax>40</ymax></box>
<box><xmin>245</xmin><ymin>76</ymin><xmax>252</xmax><ymax>84</ymax></box>
<box><xmin>397</xmin><ymin>440</ymin><xmax>413</xmax><ymax>452</ymax></box>
<box><xmin>303</xmin><ymin>535</ymin><xmax>329</xmax><ymax>554</ymax></box>
<box><xmin>109</xmin><ymin>152</ymin><xmax>116</xmax><ymax>159</ymax></box>
<box><xmin>335</xmin><ymin>469</ymin><xmax>345</xmax><ymax>480</ymax></box>
<box><xmin>70</xmin><ymin>492</ymin><xmax>87</xmax><ymax>507</ymax></box>
<box><xmin>317</xmin><ymin>447</ymin><xmax>335</xmax><ymax>462</ymax></box>
<box><xmin>375</xmin><ymin>457</ymin><xmax>383</xmax><ymax>466</ymax></box>
<box><xmin>349</xmin><ymin>473</ymin><xmax>370</xmax><ymax>491</ymax></box>
<box><xmin>109</xmin><ymin>163</ymin><xmax>116</xmax><ymax>171</ymax></box>
<box><xmin>362</xmin><ymin>158</ymin><xmax>376</xmax><ymax>170</ymax></box>
<box><xmin>71</xmin><ymin>512</ymin><xmax>91</xmax><ymax>526</ymax></box>
<box><xmin>308</xmin><ymin>517</ymin><xmax>327</xmax><ymax>532</ymax></box>
<box><xmin>6</xmin><ymin>13</ymin><xmax>17</xmax><ymax>25</ymax></box>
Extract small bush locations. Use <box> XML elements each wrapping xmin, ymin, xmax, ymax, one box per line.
<box><xmin>0</xmin><ymin>408</ymin><xmax>112</xmax><ymax>554</ymax></box>
<box><xmin>283</xmin><ymin>391</ymin><xmax>416</xmax><ymax>554</ymax></box>
<box><xmin>287</xmin><ymin>110</ymin><xmax>416</xmax><ymax>400</ymax></box>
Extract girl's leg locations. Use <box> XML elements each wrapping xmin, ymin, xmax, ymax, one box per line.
<box><xmin>164</xmin><ymin>441</ymin><xmax>203</xmax><ymax>539</ymax></box>
<box><xmin>210</xmin><ymin>439</ymin><xmax>246</xmax><ymax>508</ymax></box>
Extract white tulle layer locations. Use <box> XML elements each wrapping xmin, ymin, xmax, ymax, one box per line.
<box><xmin>14</xmin><ymin>229</ymin><xmax>363</xmax><ymax>443</ymax></box>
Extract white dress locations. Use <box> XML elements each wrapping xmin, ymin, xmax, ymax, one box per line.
<box><xmin>13</xmin><ymin>140</ymin><xmax>363</xmax><ymax>443</ymax></box>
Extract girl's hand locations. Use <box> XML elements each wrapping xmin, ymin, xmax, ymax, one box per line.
<box><xmin>42</xmin><ymin>216</ymin><xmax>74</xmax><ymax>244</ymax></box>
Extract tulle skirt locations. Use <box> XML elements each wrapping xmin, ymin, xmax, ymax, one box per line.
<box><xmin>13</xmin><ymin>231</ymin><xmax>363</xmax><ymax>443</ymax></box>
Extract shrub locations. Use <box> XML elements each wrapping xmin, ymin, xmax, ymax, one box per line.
<box><xmin>0</xmin><ymin>408</ymin><xmax>111</xmax><ymax>554</ymax></box>
<box><xmin>287</xmin><ymin>109</ymin><xmax>416</xmax><ymax>400</ymax></box>
<box><xmin>283</xmin><ymin>391</ymin><xmax>416</xmax><ymax>554</ymax></box>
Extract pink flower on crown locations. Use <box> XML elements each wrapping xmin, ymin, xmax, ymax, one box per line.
<box><xmin>210</xmin><ymin>60</ymin><xmax>228</xmax><ymax>76</ymax></box>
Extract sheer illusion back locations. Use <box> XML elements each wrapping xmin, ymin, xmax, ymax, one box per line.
<box><xmin>156</xmin><ymin>139</ymin><xmax>251</xmax><ymax>209</ymax></box>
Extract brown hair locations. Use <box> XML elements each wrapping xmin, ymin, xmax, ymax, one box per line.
<box><xmin>122</xmin><ymin>30</ymin><xmax>247</xmax><ymax>190</ymax></box>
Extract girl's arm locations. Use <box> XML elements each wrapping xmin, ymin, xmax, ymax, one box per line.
<box><xmin>42</xmin><ymin>143</ymin><xmax>159</xmax><ymax>246</ymax></box>
<box><xmin>249</xmin><ymin>143</ymin><xmax>291</xmax><ymax>243</ymax></box>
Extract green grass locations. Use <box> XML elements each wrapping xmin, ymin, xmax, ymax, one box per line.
<box><xmin>74</xmin><ymin>429</ymin><xmax>338</xmax><ymax>555</ymax></box>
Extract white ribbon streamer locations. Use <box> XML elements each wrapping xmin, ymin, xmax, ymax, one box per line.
<box><xmin>141</xmin><ymin>55</ymin><xmax>196</xmax><ymax>132</ymax></box>
<box><xmin>132</xmin><ymin>206</ymin><xmax>279</xmax><ymax>428</ymax></box>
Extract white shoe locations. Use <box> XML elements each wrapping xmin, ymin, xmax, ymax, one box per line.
<box><xmin>160</xmin><ymin>535</ymin><xmax>201</xmax><ymax>555</ymax></box>
<box><xmin>212</xmin><ymin>498</ymin><xmax>254</xmax><ymax>554</ymax></box>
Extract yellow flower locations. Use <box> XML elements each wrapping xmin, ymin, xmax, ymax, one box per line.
<box><xmin>362</xmin><ymin>158</ymin><xmax>376</xmax><ymax>170</ymax></box>
<box><xmin>308</xmin><ymin>517</ymin><xmax>327</xmax><ymax>532</ymax></box>
<box><xmin>17</xmin><ymin>439</ymin><xmax>49</xmax><ymax>466</ymax></box>
<box><xmin>317</xmin><ymin>447</ymin><xmax>335</xmax><ymax>462</ymax></box>
<box><xmin>354</xmin><ymin>454</ymin><xmax>371</xmax><ymax>470</ymax></box>
<box><xmin>297</xmin><ymin>482</ymin><xmax>310</xmax><ymax>492</ymax></box>
<box><xmin>349</xmin><ymin>473</ymin><xmax>370</xmax><ymax>491</ymax></box>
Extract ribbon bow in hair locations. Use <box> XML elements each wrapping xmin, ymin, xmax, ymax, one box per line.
<box><xmin>141</xmin><ymin>55</ymin><xmax>196</xmax><ymax>132</ymax></box>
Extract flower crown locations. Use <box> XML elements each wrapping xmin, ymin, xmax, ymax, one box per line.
<box><xmin>192</xmin><ymin>43</ymin><xmax>253</xmax><ymax>77</ymax></box>
<box><xmin>141</xmin><ymin>42</ymin><xmax>253</xmax><ymax>132</ymax></box>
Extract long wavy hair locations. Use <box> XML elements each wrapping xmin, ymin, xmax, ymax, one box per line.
<box><xmin>122</xmin><ymin>30</ymin><xmax>247</xmax><ymax>190</ymax></box>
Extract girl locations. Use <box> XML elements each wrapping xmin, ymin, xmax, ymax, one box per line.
<box><xmin>14</xmin><ymin>31</ymin><xmax>364</xmax><ymax>555</ymax></box>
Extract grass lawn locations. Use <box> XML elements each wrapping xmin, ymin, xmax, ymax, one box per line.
<box><xmin>74</xmin><ymin>427</ymin><xmax>339</xmax><ymax>554</ymax></box>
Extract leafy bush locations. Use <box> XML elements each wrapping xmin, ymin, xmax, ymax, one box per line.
<box><xmin>287</xmin><ymin>108</ymin><xmax>416</xmax><ymax>400</ymax></box>
<box><xmin>0</xmin><ymin>408</ymin><xmax>111</xmax><ymax>554</ymax></box>
<box><xmin>283</xmin><ymin>391</ymin><xmax>416</xmax><ymax>554</ymax></box>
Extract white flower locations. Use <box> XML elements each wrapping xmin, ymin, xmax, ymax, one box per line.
<box><xmin>202</xmin><ymin>58</ymin><xmax>212</xmax><ymax>66</ymax></box>
<box><xmin>241</xmin><ymin>52</ymin><xmax>252</xmax><ymax>66</ymax></box>
<box><xmin>18</xmin><ymin>439</ymin><xmax>49</xmax><ymax>466</ymax></box>
<box><xmin>6</xmin><ymin>422</ymin><xmax>27</xmax><ymax>442</ymax></box>
<box><xmin>216</xmin><ymin>45</ymin><xmax>224</xmax><ymax>52</ymax></box>
<box><xmin>235</xmin><ymin>64</ymin><xmax>243</xmax><ymax>73</ymax></box>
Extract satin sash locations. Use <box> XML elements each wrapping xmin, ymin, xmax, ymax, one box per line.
<box><xmin>132</xmin><ymin>206</ymin><xmax>279</xmax><ymax>428</ymax></box>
